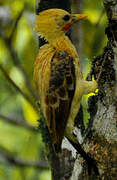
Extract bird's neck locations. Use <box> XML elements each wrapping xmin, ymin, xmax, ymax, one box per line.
<box><xmin>50</xmin><ymin>34</ymin><xmax>82</xmax><ymax>78</ymax></box>
<box><xmin>45</xmin><ymin>33</ymin><xmax>82</xmax><ymax>79</ymax></box>
<box><xmin>48</xmin><ymin>34</ymin><xmax>78</xmax><ymax>60</ymax></box>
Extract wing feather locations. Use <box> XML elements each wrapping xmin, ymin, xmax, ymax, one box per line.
<box><xmin>45</xmin><ymin>50</ymin><xmax>75</xmax><ymax>152</ymax></box>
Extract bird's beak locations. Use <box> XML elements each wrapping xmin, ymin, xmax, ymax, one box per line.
<box><xmin>72</xmin><ymin>14</ymin><xmax>87</xmax><ymax>23</ymax></box>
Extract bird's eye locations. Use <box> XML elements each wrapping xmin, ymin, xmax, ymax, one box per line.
<box><xmin>62</xmin><ymin>15</ymin><xmax>70</xmax><ymax>21</ymax></box>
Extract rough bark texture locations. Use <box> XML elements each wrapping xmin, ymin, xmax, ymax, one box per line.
<box><xmin>72</xmin><ymin>0</ymin><xmax>117</xmax><ymax>179</ymax></box>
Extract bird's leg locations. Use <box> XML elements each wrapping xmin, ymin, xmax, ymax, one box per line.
<box><xmin>65</xmin><ymin>80</ymin><xmax>99</xmax><ymax>175</ymax></box>
<box><xmin>67</xmin><ymin>137</ymin><xmax>99</xmax><ymax>176</ymax></box>
<box><xmin>65</xmin><ymin>103</ymin><xmax>81</xmax><ymax>144</ymax></box>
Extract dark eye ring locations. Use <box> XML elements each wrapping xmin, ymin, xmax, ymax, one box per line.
<box><xmin>62</xmin><ymin>15</ymin><xmax>70</xmax><ymax>21</ymax></box>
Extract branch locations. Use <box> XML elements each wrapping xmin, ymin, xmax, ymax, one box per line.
<box><xmin>9</xmin><ymin>8</ymin><xmax>24</xmax><ymax>43</ymax></box>
<box><xmin>0</xmin><ymin>64</ymin><xmax>38</xmax><ymax>113</ymax></box>
<box><xmin>0</xmin><ymin>114</ymin><xmax>38</xmax><ymax>133</ymax></box>
<box><xmin>0</xmin><ymin>10</ymin><xmax>38</xmax><ymax>102</ymax></box>
<box><xmin>6</xmin><ymin>44</ymin><xmax>38</xmax><ymax>101</ymax></box>
<box><xmin>0</xmin><ymin>146</ymin><xmax>48</xmax><ymax>169</ymax></box>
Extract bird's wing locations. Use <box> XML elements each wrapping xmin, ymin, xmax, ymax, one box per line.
<box><xmin>45</xmin><ymin>50</ymin><xmax>75</xmax><ymax>152</ymax></box>
<box><xmin>34</xmin><ymin>44</ymin><xmax>56</xmax><ymax>104</ymax></box>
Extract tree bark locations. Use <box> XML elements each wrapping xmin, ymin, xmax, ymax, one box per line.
<box><xmin>72</xmin><ymin>0</ymin><xmax>117</xmax><ymax>179</ymax></box>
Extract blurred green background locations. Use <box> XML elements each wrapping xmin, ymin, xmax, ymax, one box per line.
<box><xmin>0</xmin><ymin>0</ymin><xmax>107</xmax><ymax>179</ymax></box>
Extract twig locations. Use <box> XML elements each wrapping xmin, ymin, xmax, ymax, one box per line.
<box><xmin>0</xmin><ymin>114</ymin><xmax>38</xmax><ymax>133</ymax></box>
<box><xmin>0</xmin><ymin>146</ymin><xmax>48</xmax><ymax>169</ymax></box>
<box><xmin>9</xmin><ymin>9</ymin><xmax>24</xmax><ymax>42</ymax></box>
<box><xmin>0</xmin><ymin>64</ymin><xmax>38</xmax><ymax>113</ymax></box>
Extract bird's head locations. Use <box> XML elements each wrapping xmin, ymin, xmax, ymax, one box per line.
<box><xmin>34</xmin><ymin>9</ymin><xmax>87</xmax><ymax>44</ymax></box>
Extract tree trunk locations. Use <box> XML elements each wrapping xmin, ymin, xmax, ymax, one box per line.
<box><xmin>72</xmin><ymin>0</ymin><xmax>117</xmax><ymax>179</ymax></box>
<box><xmin>71</xmin><ymin>0</ymin><xmax>83</xmax><ymax>60</ymax></box>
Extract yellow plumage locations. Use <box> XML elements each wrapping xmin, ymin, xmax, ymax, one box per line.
<box><xmin>34</xmin><ymin>9</ymin><xmax>97</xmax><ymax>152</ymax></box>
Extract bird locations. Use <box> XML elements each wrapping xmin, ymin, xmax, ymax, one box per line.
<box><xmin>34</xmin><ymin>8</ymin><xmax>97</xmax><ymax>153</ymax></box>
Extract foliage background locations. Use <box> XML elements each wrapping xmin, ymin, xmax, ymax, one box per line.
<box><xmin>0</xmin><ymin>0</ymin><xmax>107</xmax><ymax>179</ymax></box>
